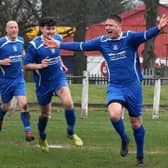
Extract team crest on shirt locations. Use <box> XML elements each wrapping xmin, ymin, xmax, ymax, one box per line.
<box><xmin>13</xmin><ymin>45</ymin><xmax>17</xmax><ymax>52</ymax></box>
<box><xmin>112</xmin><ymin>44</ymin><xmax>118</xmax><ymax>50</ymax></box>
<box><xmin>50</xmin><ymin>48</ymin><xmax>55</xmax><ymax>54</ymax></box>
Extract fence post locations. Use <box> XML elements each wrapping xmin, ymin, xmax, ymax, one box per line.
<box><xmin>152</xmin><ymin>78</ymin><xmax>161</xmax><ymax>119</ymax></box>
<box><xmin>7</xmin><ymin>96</ymin><xmax>17</xmax><ymax>117</ymax></box>
<box><xmin>121</xmin><ymin>108</ymin><xmax>125</xmax><ymax>119</ymax></box>
<box><xmin>81</xmin><ymin>71</ymin><xmax>89</xmax><ymax>118</ymax></box>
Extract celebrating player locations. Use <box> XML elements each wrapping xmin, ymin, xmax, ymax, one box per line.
<box><xmin>24</xmin><ymin>16</ymin><xmax>83</xmax><ymax>152</ymax></box>
<box><xmin>43</xmin><ymin>14</ymin><xmax>168</xmax><ymax>165</ymax></box>
<box><xmin>0</xmin><ymin>21</ymin><xmax>35</xmax><ymax>142</ymax></box>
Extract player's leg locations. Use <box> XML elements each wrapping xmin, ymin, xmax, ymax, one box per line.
<box><xmin>0</xmin><ymin>102</ymin><xmax>10</xmax><ymax>131</ymax></box>
<box><xmin>7</xmin><ymin>96</ymin><xmax>18</xmax><ymax>117</ymax></box>
<box><xmin>17</xmin><ymin>95</ymin><xmax>35</xmax><ymax>142</ymax></box>
<box><xmin>56</xmin><ymin>86</ymin><xmax>83</xmax><ymax>146</ymax></box>
<box><xmin>37</xmin><ymin>91</ymin><xmax>52</xmax><ymax>152</ymax></box>
<box><xmin>38</xmin><ymin>104</ymin><xmax>50</xmax><ymax>152</ymax></box>
<box><xmin>108</xmin><ymin>102</ymin><xmax>130</xmax><ymax>157</ymax></box>
<box><xmin>127</xmin><ymin>82</ymin><xmax>145</xmax><ymax>166</ymax></box>
<box><xmin>15</xmin><ymin>79</ymin><xmax>35</xmax><ymax>142</ymax></box>
<box><xmin>107</xmin><ymin>85</ymin><xmax>129</xmax><ymax>157</ymax></box>
<box><xmin>130</xmin><ymin>116</ymin><xmax>145</xmax><ymax>166</ymax></box>
<box><xmin>0</xmin><ymin>88</ymin><xmax>12</xmax><ymax>131</ymax></box>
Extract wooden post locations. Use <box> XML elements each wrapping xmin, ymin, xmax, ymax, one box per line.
<box><xmin>121</xmin><ymin>108</ymin><xmax>125</xmax><ymax>119</ymax></box>
<box><xmin>152</xmin><ymin>78</ymin><xmax>161</xmax><ymax>119</ymax></box>
<box><xmin>7</xmin><ymin>96</ymin><xmax>17</xmax><ymax>117</ymax></box>
<box><xmin>81</xmin><ymin>71</ymin><xmax>89</xmax><ymax>118</ymax></box>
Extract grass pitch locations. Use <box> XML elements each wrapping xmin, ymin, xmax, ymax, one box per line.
<box><xmin>0</xmin><ymin>83</ymin><xmax>168</xmax><ymax>167</ymax></box>
<box><xmin>0</xmin><ymin>107</ymin><xmax>168</xmax><ymax>168</ymax></box>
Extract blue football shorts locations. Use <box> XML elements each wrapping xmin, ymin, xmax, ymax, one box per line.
<box><xmin>36</xmin><ymin>78</ymin><xmax>68</xmax><ymax>106</ymax></box>
<box><xmin>0</xmin><ymin>77</ymin><xmax>26</xmax><ymax>103</ymax></box>
<box><xmin>107</xmin><ymin>81</ymin><xmax>143</xmax><ymax>117</ymax></box>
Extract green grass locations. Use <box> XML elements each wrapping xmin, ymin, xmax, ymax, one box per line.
<box><xmin>0</xmin><ymin>107</ymin><xmax>168</xmax><ymax>168</ymax></box>
<box><xmin>0</xmin><ymin>83</ymin><xmax>167</xmax><ymax>167</ymax></box>
<box><xmin>26</xmin><ymin>82</ymin><xmax>168</xmax><ymax>105</ymax></box>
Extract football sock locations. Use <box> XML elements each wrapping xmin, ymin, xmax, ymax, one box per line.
<box><xmin>0</xmin><ymin>106</ymin><xmax>7</xmax><ymax>120</ymax></box>
<box><xmin>20</xmin><ymin>112</ymin><xmax>31</xmax><ymax>132</ymax></box>
<box><xmin>111</xmin><ymin>118</ymin><xmax>128</xmax><ymax>141</ymax></box>
<box><xmin>133</xmin><ymin>124</ymin><xmax>145</xmax><ymax>158</ymax></box>
<box><xmin>65</xmin><ymin>108</ymin><xmax>76</xmax><ymax>135</ymax></box>
<box><xmin>38</xmin><ymin>116</ymin><xmax>48</xmax><ymax>140</ymax></box>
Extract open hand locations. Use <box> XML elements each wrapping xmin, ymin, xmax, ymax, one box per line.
<box><xmin>43</xmin><ymin>36</ymin><xmax>60</xmax><ymax>48</ymax></box>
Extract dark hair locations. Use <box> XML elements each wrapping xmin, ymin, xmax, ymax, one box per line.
<box><xmin>108</xmin><ymin>14</ymin><xmax>122</xmax><ymax>24</ymax></box>
<box><xmin>39</xmin><ymin>16</ymin><xmax>56</xmax><ymax>27</ymax></box>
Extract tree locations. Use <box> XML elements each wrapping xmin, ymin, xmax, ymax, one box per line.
<box><xmin>0</xmin><ymin>0</ymin><xmax>41</xmax><ymax>40</ymax></box>
<box><xmin>142</xmin><ymin>0</ymin><xmax>159</xmax><ymax>68</ymax></box>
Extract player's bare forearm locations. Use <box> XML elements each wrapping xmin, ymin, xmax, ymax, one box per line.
<box><xmin>24</xmin><ymin>63</ymin><xmax>46</xmax><ymax>70</ymax></box>
<box><xmin>0</xmin><ymin>58</ymin><xmax>12</xmax><ymax>66</ymax></box>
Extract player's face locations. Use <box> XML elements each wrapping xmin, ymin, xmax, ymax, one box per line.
<box><xmin>40</xmin><ymin>26</ymin><xmax>55</xmax><ymax>38</ymax></box>
<box><xmin>6</xmin><ymin>21</ymin><xmax>19</xmax><ymax>40</ymax></box>
<box><xmin>105</xmin><ymin>19</ymin><xmax>121</xmax><ymax>39</ymax></box>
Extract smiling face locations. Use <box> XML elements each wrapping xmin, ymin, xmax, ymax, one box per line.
<box><xmin>6</xmin><ymin>21</ymin><xmax>19</xmax><ymax>41</ymax></box>
<box><xmin>40</xmin><ymin>26</ymin><xmax>56</xmax><ymax>39</ymax></box>
<box><xmin>105</xmin><ymin>18</ymin><xmax>122</xmax><ymax>39</ymax></box>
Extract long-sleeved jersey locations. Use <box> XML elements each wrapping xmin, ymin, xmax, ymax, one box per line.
<box><xmin>24</xmin><ymin>34</ymin><xmax>66</xmax><ymax>87</ymax></box>
<box><xmin>0</xmin><ymin>36</ymin><xmax>24</xmax><ymax>79</ymax></box>
<box><xmin>60</xmin><ymin>26</ymin><xmax>160</xmax><ymax>85</ymax></box>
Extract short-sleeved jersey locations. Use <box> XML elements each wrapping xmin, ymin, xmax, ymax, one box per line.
<box><xmin>24</xmin><ymin>34</ymin><xmax>66</xmax><ymax>87</ymax></box>
<box><xmin>60</xmin><ymin>26</ymin><xmax>160</xmax><ymax>85</ymax></box>
<box><xmin>0</xmin><ymin>36</ymin><xmax>24</xmax><ymax>79</ymax></box>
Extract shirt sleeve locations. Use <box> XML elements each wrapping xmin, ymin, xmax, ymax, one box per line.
<box><xmin>128</xmin><ymin>26</ymin><xmax>160</xmax><ymax>46</ymax></box>
<box><xmin>60</xmin><ymin>37</ymin><xmax>101</xmax><ymax>51</ymax></box>
<box><xmin>24</xmin><ymin>43</ymin><xmax>36</xmax><ymax>65</ymax></box>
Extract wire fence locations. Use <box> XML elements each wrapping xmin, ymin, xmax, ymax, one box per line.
<box><xmin>66</xmin><ymin>73</ymin><xmax>168</xmax><ymax>86</ymax></box>
<box><xmin>66</xmin><ymin>70</ymin><xmax>168</xmax><ymax>119</ymax></box>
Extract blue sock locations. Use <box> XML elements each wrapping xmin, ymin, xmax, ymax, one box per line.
<box><xmin>111</xmin><ymin>118</ymin><xmax>128</xmax><ymax>141</ymax></box>
<box><xmin>38</xmin><ymin>116</ymin><xmax>48</xmax><ymax>140</ymax></box>
<box><xmin>65</xmin><ymin>108</ymin><xmax>76</xmax><ymax>135</ymax></box>
<box><xmin>0</xmin><ymin>106</ymin><xmax>7</xmax><ymax>120</ymax></box>
<box><xmin>133</xmin><ymin>125</ymin><xmax>145</xmax><ymax>158</ymax></box>
<box><xmin>20</xmin><ymin>112</ymin><xmax>31</xmax><ymax>132</ymax></box>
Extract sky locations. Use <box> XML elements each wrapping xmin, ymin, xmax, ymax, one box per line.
<box><xmin>160</xmin><ymin>0</ymin><xmax>168</xmax><ymax>4</ymax></box>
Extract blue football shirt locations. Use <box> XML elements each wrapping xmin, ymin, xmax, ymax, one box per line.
<box><xmin>0</xmin><ymin>36</ymin><xmax>24</xmax><ymax>79</ymax></box>
<box><xmin>24</xmin><ymin>34</ymin><xmax>67</xmax><ymax>87</ymax></box>
<box><xmin>60</xmin><ymin>26</ymin><xmax>160</xmax><ymax>85</ymax></box>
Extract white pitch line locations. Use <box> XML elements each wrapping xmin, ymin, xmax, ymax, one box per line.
<box><xmin>34</xmin><ymin>144</ymin><xmax>168</xmax><ymax>154</ymax></box>
<box><xmin>49</xmin><ymin>144</ymin><xmax>64</xmax><ymax>148</ymax></box>
<box><xmin>35</xmin><ymin>144</ymin><xmax>64</xmax><ymax>149</ymax></box>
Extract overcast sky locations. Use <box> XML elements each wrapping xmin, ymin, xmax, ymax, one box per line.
<box><xmin>160</xmin><ymin>0</ymin><xmax>168</xmax><ymax>4</ymax></box>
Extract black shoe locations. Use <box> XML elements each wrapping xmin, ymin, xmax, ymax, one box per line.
<box><xmin>136</xmin><ymin>156</ymin><xmax>144</xmax><ymax>167</ymax></box>
<box><xmin>25</xmin><ymin>131</ymin><xmax>35</xmax><ymax>142</ymax></box>
<box><xmin>120</xmin><ymin>138</ymin><xmax>130</xmax><ymax>157</ymax></box>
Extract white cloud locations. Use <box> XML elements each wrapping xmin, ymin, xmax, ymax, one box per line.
<box><xmin>160</xmin><ymin>0</ymin><xmax>168</xmax><ymax>4</ymax></box>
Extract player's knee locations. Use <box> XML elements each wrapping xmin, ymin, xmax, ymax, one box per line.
<box><xmin>2</xmin><ymin>105</ymin><xmax>10</xmax><ymax>112</ymax></box>
<box><xmin>109</xmin><ymin>109</ymin><xmax>121</xmax><ymax>121</ymax></box>
<box><xmin>19</xmin><ymin>103</ymin><xmax>28</xmax><ymax>111</ymax></box>
<box><xmin>63</xmin><ymin>100</ymin><xmax>74</xmax><ymax>109</ymax></box>
<box><xmin>110</xmin><ymin>112</ymin><xmax>121</xmax><ymax>121</ymax></box>
<box><xmin>41</xmin><ymin>113</ymin><xmax>50</xmax><ymax>118</ymax></box>
<box><xmin>131</xmin><ymin>121</ymin><xmax>141</xmax><ymax>129</ymax></box>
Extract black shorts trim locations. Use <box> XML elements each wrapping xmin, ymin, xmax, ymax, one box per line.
<box><xmin>107</xmin><ymin>99</ymin><xmax>125</xmax><ymax>107</ymax></box>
